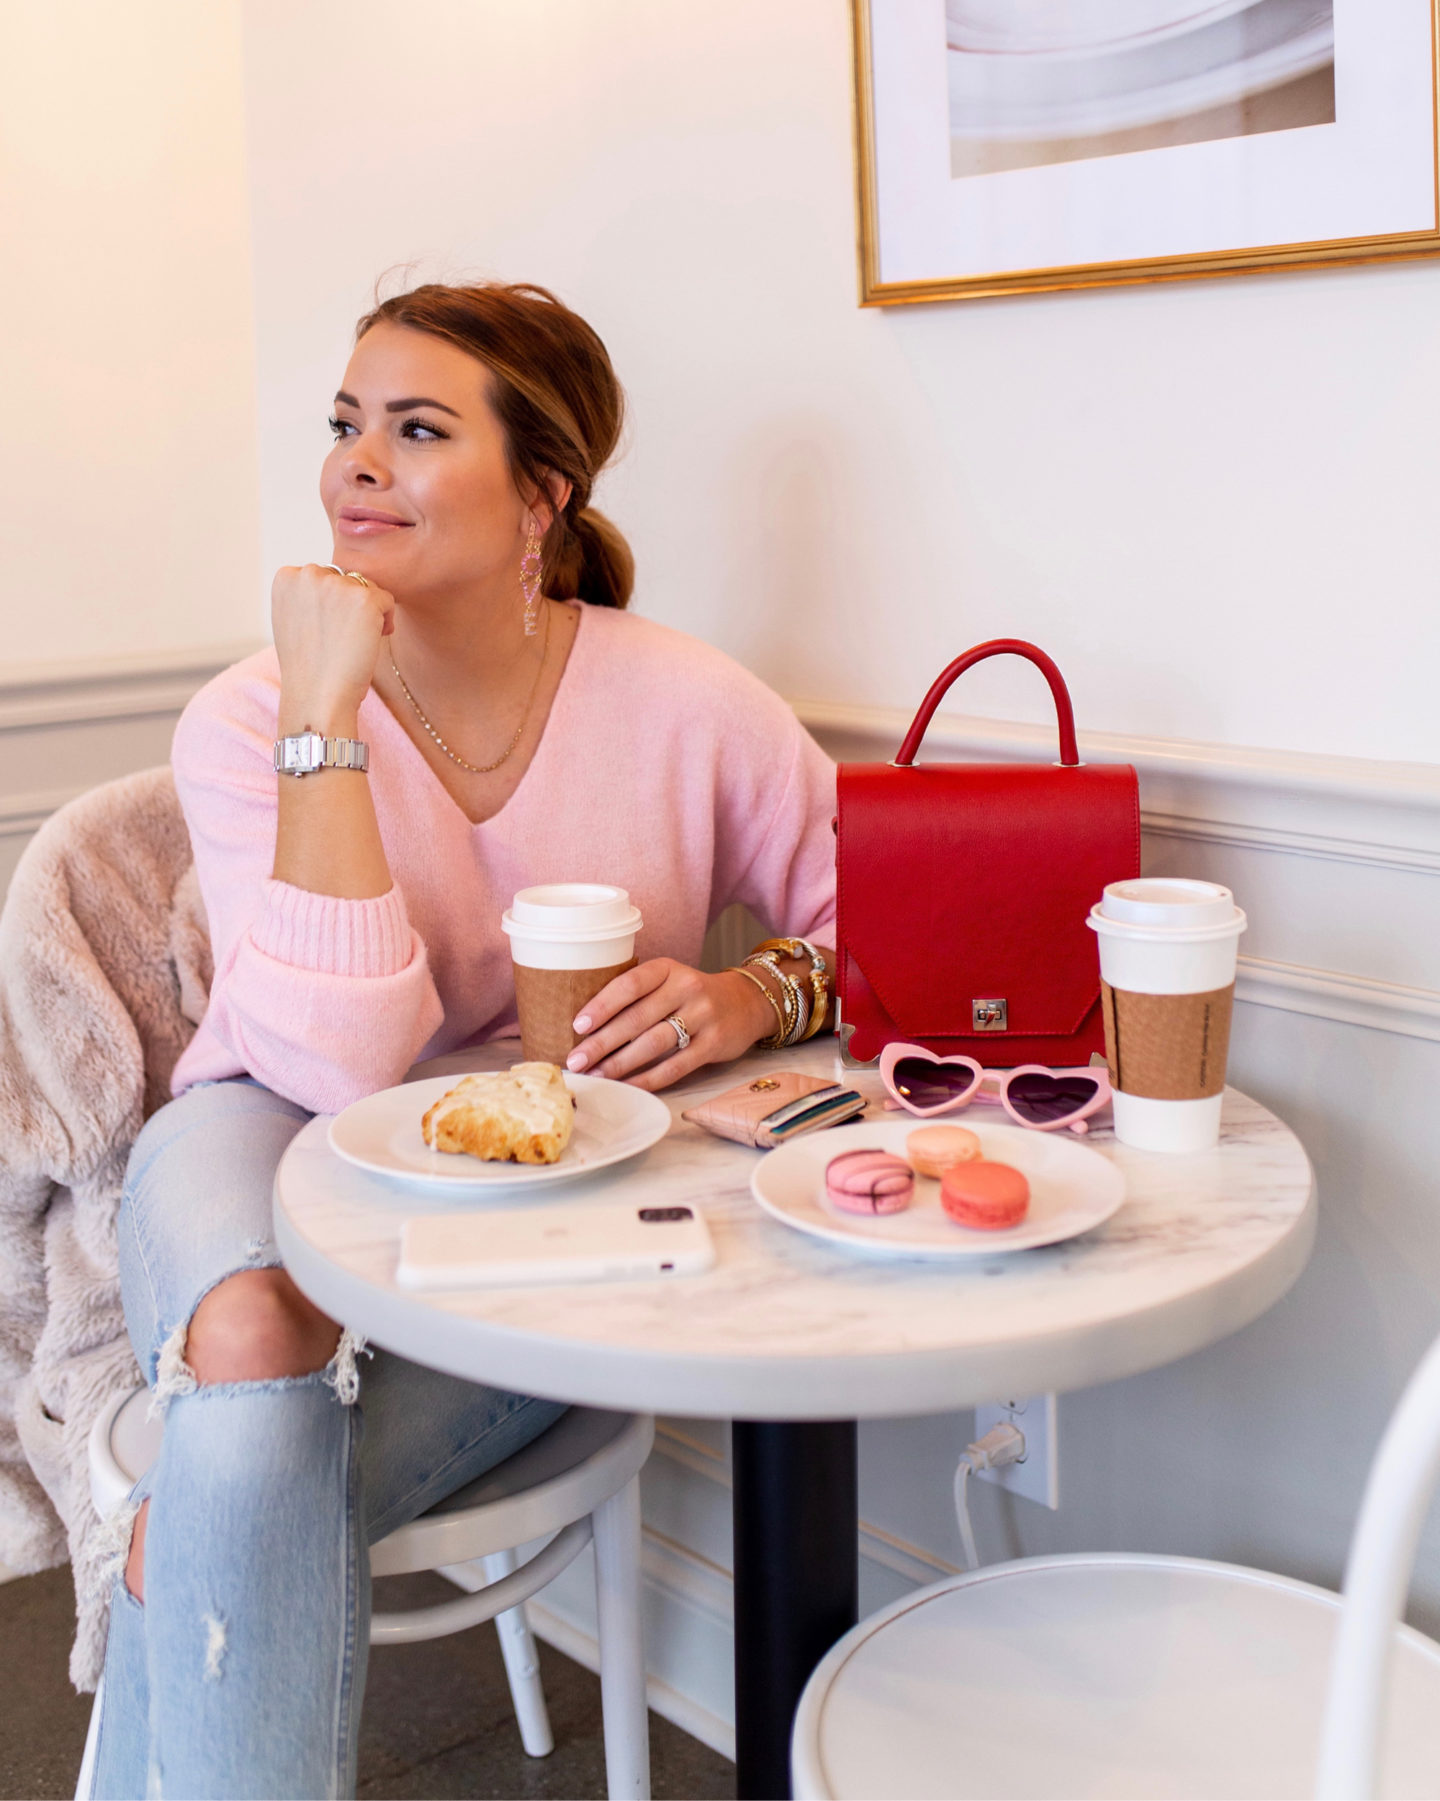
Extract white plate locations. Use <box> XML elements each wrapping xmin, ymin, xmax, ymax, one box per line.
<box><xmin>328</xmin><ymin>1072</ymin><xmax>671</xmax><ymax>1191</ymax></box>
<box><xmin>750</xmin><ymin>1120</ymin><xmax>1126</xmax><ymax>1259</ymax></box>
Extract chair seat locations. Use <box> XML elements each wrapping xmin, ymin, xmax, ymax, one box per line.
<box><xmin>374</xmin><ymin>1405</ymin><xmax>651</xmax><ymax>1574</ymax></box>
<box><xmin>90</xmin><ymin>1388</ymin><xmax>163</xmax><ymax>1520</ymax></box>
<box><xmin>792</xmin><ymin>1553</ymin><xmax>1440</xmax><ymax>1801</ymax></box>
<box><xmin>89</xmin><ymin>1386</ymin><xmax>652</xmax><ymax>1576</ymax></box>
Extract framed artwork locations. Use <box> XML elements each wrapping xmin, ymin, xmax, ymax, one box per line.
<box><xmin>852</xmin><ymin>1</ymin><xmax>1440</xmax><ymax>303</ymax></box>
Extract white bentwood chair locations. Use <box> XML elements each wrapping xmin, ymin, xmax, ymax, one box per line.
<box><xmin>76</xmin><ymin>1388</ymin><xmax>654</xmax><ymax>1800</ymax></box>
<box><xmin>793</xmin><ymin>1330</ymin><xmax>1440</xmax><ymax>1800</ymax></box>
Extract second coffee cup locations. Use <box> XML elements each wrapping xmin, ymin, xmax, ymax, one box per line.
<box><xmin>503</xmin><ymin>884</ymin><xmax>644</xmax><ymax>1067</ymax></box>
<box><xmin>1087</xmin><ymin>879</ymin><xmax>1247</xmax><ymax>1154</ymax></box>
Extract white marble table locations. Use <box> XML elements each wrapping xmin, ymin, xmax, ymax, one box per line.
<box><xmin>273</xmin><ymin>1040</ymin><xmax>1314</xmax><ymax>1798</ymax></box>
<box><xmin>275</xmin><ymin>1041</ymin><xmax>1315</xmax><ymax>1419</ymax></box>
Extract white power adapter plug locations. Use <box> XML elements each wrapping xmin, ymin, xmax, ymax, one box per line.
<box><xmin>953</xmin><ymin>1421</ymin><xmax>1027</xmax><ymax>1570</ymax></box>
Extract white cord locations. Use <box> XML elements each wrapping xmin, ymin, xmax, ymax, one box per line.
<box><xmin>953</xmin><ymin>1458</ymin><xmax>980</xmax><ymax>1570</ymax></box>
<box><xmin>953</xmin><ymin>1422</ymin><xmax>1027</xmax><ymax>1571</ymax></box>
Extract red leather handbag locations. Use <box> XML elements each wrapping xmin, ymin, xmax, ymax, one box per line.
<box><xmin>836</xmin><ymin>640</ymin><xmax>1140</xmax><ymax>1067</ymax></box>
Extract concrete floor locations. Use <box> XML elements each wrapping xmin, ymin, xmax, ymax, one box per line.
<box><xmin>0</xmin><ymin>1566</ymin><xmax>735</xmax><ymax>1800</ymax></box>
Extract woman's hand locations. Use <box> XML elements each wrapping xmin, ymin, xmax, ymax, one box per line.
<box><xmin>270</xmin><ymin>563</ymin><xmax>397</xmax><ymax>901</ymax></box>
<box><xmin>566</xmin><ymin>960</ymin><xmax>776</xmax><ymax>1091</ymax></box>
<box><xmin>272</xmin><ymin>563</ymin><xmax>396</xmax><ymax>730</ymax></box>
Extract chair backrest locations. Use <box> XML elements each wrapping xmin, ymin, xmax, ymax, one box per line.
<box><xmin>1316</xmin><ymin>1331</ymin><xmax>1440</xmax><ymax>1797</ymax></box>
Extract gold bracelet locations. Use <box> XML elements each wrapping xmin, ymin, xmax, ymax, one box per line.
<box><xmin>744</xmin><ymin>954</ymin><xmax>800</xmax><ymax>1043</ymax></box>
<box><xmin>731</xmin><ymin>964</ymin><xmax>788</xmax><ymax>1049</ymax></box>
<box><xmin>745</xmin><ymin>956</ymin><xmax>802</xmax><ymax>1045</ymax></box>
<box><xmin>749</xmin><ymin>937</ymin><xmax>831</xmax><ymax>1042</ymax></box>
<box><xmin>744</xmin><ymin>952</ymin><xmax>811</xmax><ymax>1048</ymax></box>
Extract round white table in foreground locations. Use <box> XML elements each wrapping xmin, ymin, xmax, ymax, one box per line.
<box><xmin>274</xmin><ymin>1039</ymin><xmax>1315</xmax><ymax>1800</ymax></box>
<box><xmin>274</xmin><ymin>1042</ymin><xmax>1315</xmax><ymax>1421</ymax></box>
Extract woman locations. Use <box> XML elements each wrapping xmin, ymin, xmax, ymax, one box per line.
<box><xmin>93</xmin><ymin>281</ymin><xmax>837</xmax><ymax>1798</ymax></box>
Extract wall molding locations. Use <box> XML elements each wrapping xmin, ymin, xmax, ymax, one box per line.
<box><xmin>652</xmin><ymin>1422</ymin><xmax>959</xmax><ymax>1586</ymax></box>
<box><xmin>1237</xmin><ymin>956</ymin><xmax>1440</xmax><ymax>1043</ymax></box>
<box><xmin>0</xmin><ymin>645</ymin><xmax>262</xmax><ymax>894</ymax></box>
<box><xmin>0</xmin><ymin>787</ymin><xmax>83</xmax><ymax>843</ymax></box>
<box><xmin>792</xmin><ymin>699</ymin><xmax>1440</xmax><ymax>877</ymax></box>
<box><xmin>0</xmin><ymin>642</ymin><xmax>262</xmax><ymax>735</ymax></box>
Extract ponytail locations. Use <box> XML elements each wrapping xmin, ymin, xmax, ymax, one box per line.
<box><xmin>548</xmin><ymin>507</ymin><xmax>634</xmax><ymax>610</ymax></box>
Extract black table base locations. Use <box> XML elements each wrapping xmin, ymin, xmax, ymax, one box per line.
<box><xmin>732</xmin><ymin>1420</ymin><xmax>858</xmax><ymax>1800</ymax></box>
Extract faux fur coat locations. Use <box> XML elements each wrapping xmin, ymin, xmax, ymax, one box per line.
<box><xmin>0</xmin><ymin>766</ymin><xmax>209</xmax><ymax>1687</ymax></box>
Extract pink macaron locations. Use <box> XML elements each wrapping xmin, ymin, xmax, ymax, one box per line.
<box><xmin>940</xmin><ymin>1160</ymin><xmax>1030</xmax><ymax>1230</ymax></box>
<box><xmin>825</xmin><ymin>1148</ymin><xmax>914</xmax><ymax>1215</ymax></box>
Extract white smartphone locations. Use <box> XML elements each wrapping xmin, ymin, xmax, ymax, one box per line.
<box><xmin>396</xmin><ymin>1199</ymin><xmax>715</xmax><ymax>1290</ymax></box>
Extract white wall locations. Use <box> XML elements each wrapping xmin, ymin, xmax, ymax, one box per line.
<box><xmin>0</xmin><ymin>0</ymin><xmax>261</xmax><ymax>671</ymax></box>
<box><xmin>239</xmin><ymin>0</ymin><xmax>1440</xmax><ymax>762</ymax></box>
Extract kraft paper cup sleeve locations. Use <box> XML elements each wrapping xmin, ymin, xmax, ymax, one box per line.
<box><xmin>513</xmin><ymin>958</ymin><xmax>637</xmax><ymax>1066</ymax></box>
<box><xmin>1101</xmin><ymin>981</ymin><xmax>1235</xmax><ymax>1102</ymax></box>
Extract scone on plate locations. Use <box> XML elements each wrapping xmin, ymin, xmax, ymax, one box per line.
<box><xmin>422</xmin><ymin>1062</ymin><xmax>575</xmax><ymax>1165</ymax></box>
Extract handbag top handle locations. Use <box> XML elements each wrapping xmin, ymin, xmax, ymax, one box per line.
<box><xmin>894</xmin><ymin>638</ymin><xmax>1081</xmax><ymax>768</ymax></box>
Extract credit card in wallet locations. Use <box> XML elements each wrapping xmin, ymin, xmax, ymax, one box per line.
<box><xmin>761</xmin><ymin>1084</ymin><xmax>867</xmax><ymax>1142</ymax></box>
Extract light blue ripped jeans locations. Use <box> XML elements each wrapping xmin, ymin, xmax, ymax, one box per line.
<box><xmin>91</xmin><ymin>1078</ymin><xmax>567</xmax><ymax>1801</ymax></box>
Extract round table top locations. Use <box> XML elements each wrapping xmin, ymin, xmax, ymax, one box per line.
<box><xmin>273</xmin><ymin>1041</ymin><xmax>1315</xmax><ymax>1421</ymax></box>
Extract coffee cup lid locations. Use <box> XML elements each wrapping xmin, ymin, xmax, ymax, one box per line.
<box><xmin>503</xmin><ymin>883</ymin><xmax>643</xmax><ymax>943</ymax></box>
<box><xmin>1098</xmin><ymin>879</ymin><xmax>1237</xmax><ymax>930</ymax></box>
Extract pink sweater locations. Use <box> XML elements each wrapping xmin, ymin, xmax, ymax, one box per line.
<box><xmin>171</xmin><ymin>605</ymin><xmax>838</xmax><ymax>1115</ymax></box>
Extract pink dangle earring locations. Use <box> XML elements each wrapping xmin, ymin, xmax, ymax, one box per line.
<box><xmin>520</xmin><ymin>518</ymin><xmax>543</xmax><ymax>636</ymax></box>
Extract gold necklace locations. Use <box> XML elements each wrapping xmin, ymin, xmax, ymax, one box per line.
<box><xmin>388</xmin><ymin>604</ymin><xmax>550</xmax><ymax>776</ymax></box>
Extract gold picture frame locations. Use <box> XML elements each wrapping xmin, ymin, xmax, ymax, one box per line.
<box><xmin>853</xmin><ymin>0</ymin><xmax>1440</xmax><ymax>306</ymax></box>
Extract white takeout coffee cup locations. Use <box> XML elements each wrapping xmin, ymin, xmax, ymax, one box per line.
<box><xmin>502</xmin><ymin>884</ymin><xmax>644</xmax><ymax>1064</ymax></box>
<box><xmin>1086</xmin><ymin>879</ymin><xmax>1247</xmax><ymax>1154</ymax></box>
<box><xmin>502</xmin><ymin>883</ymin><xmax>643</xmax><ymax>970</ymax></box>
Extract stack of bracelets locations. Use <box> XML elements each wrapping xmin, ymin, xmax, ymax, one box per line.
<box><xmin>729</xmin><ymin>937</ymin><xmax>831</xmax><ymax>1050</ymax></box>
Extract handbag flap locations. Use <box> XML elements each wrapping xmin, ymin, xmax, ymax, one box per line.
<box><xmin>837</xmin><ymin>762</ymin><xmax>1140</xmax><ymax>1039</ymax></box>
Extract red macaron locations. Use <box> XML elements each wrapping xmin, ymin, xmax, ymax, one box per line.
<box><xmin>940</xmin><ymin>1159</ymin><xmax>1030</xmax><ymax>1230</ymax></box>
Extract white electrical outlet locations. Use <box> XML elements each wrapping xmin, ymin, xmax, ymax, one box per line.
<box><xmin>974</xmin><ymin>1394</ymin><xmax>1059</xmax><ymax>1509</ymax></box>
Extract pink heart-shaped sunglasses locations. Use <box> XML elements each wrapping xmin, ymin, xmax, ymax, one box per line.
<box><xmin>879</xmin><ymin>1043</ymin><xmax>1112</xmax><ymax>1135</ymax></box>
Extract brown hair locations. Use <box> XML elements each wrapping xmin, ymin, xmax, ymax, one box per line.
<box><xmin>356</xmin><ymin>281</ymin><xmax>634</xmax><ymax>610</ymax></box>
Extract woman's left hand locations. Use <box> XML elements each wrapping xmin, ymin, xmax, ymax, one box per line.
<box><xmin>565</xmin><ymin>959</ymin><xmax>775</xmax><ymax>1091</ymax></box>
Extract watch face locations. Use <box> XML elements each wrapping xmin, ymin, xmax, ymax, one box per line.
<box><xmin>279</xmin><ymin>732</ymin><xmax>324</xmax><ymax>773</ymax></box>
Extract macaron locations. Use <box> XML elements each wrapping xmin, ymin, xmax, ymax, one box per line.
<box><xmin>825</xmin><ymin>1149</ymin><xmax>914</xmax><ymax>1216</ymax></box>
<box><xmin>906</xmin><ymin>1124</ymin><xmax>982</xmax><ymax>1180</ymax></box>
<box><xmin>940</xmin><ymin>1160</ymin><xmax>1030</xmax><ymax>1230</ymax></box>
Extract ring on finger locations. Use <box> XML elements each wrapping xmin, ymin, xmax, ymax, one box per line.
<box><xmin>324</xmin><ymin>562</ymin><xmax>370</xmax><ymax>587</ymax></box>
<box><xmin>665</xmin><ymin>1013</ymin><xmax>691</xmax><ymax>1052</ymax></box>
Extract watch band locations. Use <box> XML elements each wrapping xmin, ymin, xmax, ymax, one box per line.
<box><xmin>273</xmin><ymin>730</ymin><xmax>370</xmax><ymax>777</ymax></box>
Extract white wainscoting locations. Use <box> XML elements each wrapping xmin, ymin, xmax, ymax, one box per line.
<box><xmin>529</xmin><ymin>699</ymin><xmax>1440</xmax><ymax>1754</ymax></box>
<box><xmin>0</xmin><ymin>644</ymin><xmax>259</xmax><ymax>896</ymax></box>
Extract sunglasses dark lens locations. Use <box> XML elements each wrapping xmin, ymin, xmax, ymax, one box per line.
<box><xmin>891</xmin><ymin>1058</ymin><xmax>978</xmax><ymax>1108</ymax></box>
<box><xmin>1005</xmin><ymin>1073</ymin><xmax>1100</xmax><ymax>1125</ymax></box>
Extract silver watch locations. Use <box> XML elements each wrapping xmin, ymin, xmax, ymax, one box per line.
<box><xmin>273</xmin><ymin>730</ymin><xmax>369</xmax><ymax>777</ymax></box>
